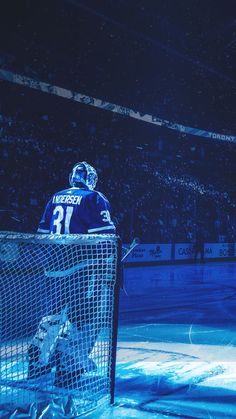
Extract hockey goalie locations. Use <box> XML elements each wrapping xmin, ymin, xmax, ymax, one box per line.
<box><xmin>27</xmin><ymin>161</ymin><xmax>116</xmax><ymax>388</ymax></box>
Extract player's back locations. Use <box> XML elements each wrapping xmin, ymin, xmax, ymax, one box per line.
<box><xmin>50</xmin><ymin>187</ymin><xmax>93</xmax><ymax>234</ymax></box>
<box><xmin>38</xmin><ymin>186</ymin><xmax>115</xmax><ymax>235</ymax></box>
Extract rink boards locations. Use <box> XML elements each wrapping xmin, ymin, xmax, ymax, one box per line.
<box><xmin>124</xmin><ymin>242</ymin><xmax>236</xmax><ymax>263</ymax></box>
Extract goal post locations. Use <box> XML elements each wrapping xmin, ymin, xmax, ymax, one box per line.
<box><xmin>0</xmin><ymin>232</ymin><xmax>122</xmax><ymax>417</ymax></box>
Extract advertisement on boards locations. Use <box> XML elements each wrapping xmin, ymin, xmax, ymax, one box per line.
<box><xmin>125</xmin><ymin>243</ymin><xmax>235</xmax><ymax>263</ymax></box>
<box><xmin>204</xmin><ymin>243</ymin><xmax>235</xmax><ymax>259</ymax></box>
<box><xmin>175</xmin><ymin>243</ymin><xmax>195</xmax><ymax>260</ymax></box>
<box><xmin>125</xmin><ymin>243</ymin><xmax>172</xmax><ymax>263</ymax></box>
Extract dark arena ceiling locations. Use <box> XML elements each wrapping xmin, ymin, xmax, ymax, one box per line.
<box><xmin>0</xmin><ymin>0</ymin><xmax>235</xmax><ymax>132</ymax></box>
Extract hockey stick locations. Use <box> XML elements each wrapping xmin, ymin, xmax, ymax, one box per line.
<box><xmin>121</xmin><ymin>237</ymin><xmax>140</xmax><ymax>296</ymax></box>
<box><xmin>121</xmin><ymin>237</ymin><xmax>140</xmax><ymax>262</ymax></box>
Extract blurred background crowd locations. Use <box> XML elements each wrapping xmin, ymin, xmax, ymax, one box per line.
<box><xmin>0</xmin><ymin>99</ymin><xmax>235</xmax><ymax>243</ymax></box>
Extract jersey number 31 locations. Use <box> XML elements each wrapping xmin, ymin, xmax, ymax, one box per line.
<box><xmin>53</xmin><ymin>205</ymin><xmax>73</xmax><ymax>234</ymax></box>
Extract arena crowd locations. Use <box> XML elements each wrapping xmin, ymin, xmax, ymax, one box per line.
<box><xmin>0</xmin><ymin>111</ymin><xmax>235</xmax><ymax>244</ymax></box>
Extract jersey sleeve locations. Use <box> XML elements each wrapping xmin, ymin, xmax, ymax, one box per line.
<box><xmin>37</xmin><ymin>198</ymin><xmax>53</xmax><ymax>233</ymax></box>
<box><xmin>85</xmin><ymin>192</ymin><xmax>116</xmax><ymax>234</ymax></box>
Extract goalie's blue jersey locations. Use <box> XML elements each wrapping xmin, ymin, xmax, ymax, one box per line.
<box><xmin>37</xmin><ymin>186</ymin><xmax>116</xmax><ymax>234</ymax></box>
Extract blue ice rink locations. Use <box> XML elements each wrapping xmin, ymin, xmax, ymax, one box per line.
<box><xmin>1</xmin><ymin>261</ymin><xmax>236</xmax><ymax>418</ymax></box>
<box><xmin>98</xmin><ymin>261</ymin><xmax>236</xmax><ymax>418</ymax></box>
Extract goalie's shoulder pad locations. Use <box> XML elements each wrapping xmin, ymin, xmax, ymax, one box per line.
<box><xmin>90</xmin><ymin>190</ymin><xmax>110</xmax><ymax>205</ymax></box>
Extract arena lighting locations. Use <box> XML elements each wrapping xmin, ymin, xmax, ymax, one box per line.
<box><xmin>147</xmin><ymin>168</ymin><xmax>235</xmax><ymax>207</ymax></box>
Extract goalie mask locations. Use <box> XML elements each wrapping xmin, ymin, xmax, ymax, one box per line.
<box><xmin>69</xmin><ymin>161</ymin><xmax>98</xmax><ymax>190</ymax></box>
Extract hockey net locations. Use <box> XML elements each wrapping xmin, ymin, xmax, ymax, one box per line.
<box><xmin>0</xmin><ymin>232</ymin><xmax>121</xmax><ymax>417</ymax></box>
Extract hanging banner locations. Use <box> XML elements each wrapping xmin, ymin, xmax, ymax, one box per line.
<box><xmin>0</xmin><ymin>69</ymin><xmax>235</xmax><ymax>142</ymax></box>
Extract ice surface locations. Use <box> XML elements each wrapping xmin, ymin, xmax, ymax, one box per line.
<box><xmin>1</xmin><ymin>261</ymin><xmax>236</xmax><ymax>418</ymax></box>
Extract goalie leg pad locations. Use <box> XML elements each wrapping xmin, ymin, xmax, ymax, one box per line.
<box><xmin>27</xmin><ymin>310</ymin><xmax>69</xmax><ymax>379</ymax></box>
<box><xmin>27</xmin><ymin>344</ymin><xmax>54</xmax><ymax>379</ymax></box>
<box><xmin>54</xmin><ymin>323</ymin><xmax>98</xmax><ymax>388</ymax></box>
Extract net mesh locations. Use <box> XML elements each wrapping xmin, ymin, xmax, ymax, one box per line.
<box><xmin>0</xmin><ymin>232</ymin><xmax>120</xmax><ymax>416</ymax></box>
